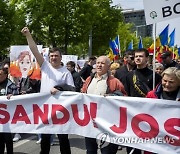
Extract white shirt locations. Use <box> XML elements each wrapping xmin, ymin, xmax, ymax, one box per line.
<box><xmin>40</xmin><ymin>61</ymin><xmax>74</xmax><ymax>93</ymax></box>
<box><xmin>87</xmin><ymin>73</ymin><xmax>108</xmax><ymax>95</ymax></box>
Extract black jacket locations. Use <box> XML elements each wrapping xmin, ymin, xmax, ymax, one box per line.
<box><xmin>125</xmin><ymin>67</ymin><xmax>162</xmax><ymax>97</ymax></box>
<box><xmin>19</xmin><ymin>77</ymin><xmax>41</xmax><ymax>94</ymax></box>
<box><xmin>0</xmin><ymin>79</ymin><xmax>19</xmax><ymax>95</ymax></box>
<box><xmin>79</xmin><ymin>64</ymin><xmax>93</xmax><ymax>80</ymax></box>
<box><xmin>71</xmin><ymin>70</ymin><xmax>83</xmax><ymax>92</ymax></box>
<box><xmin>114</xmin><ymin>65</ymin><xmax>136</xmax><ymax>86</ymax></box>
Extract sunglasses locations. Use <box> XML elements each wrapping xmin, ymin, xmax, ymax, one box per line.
<box><xmin>129</xmin><ymin>57</ymin><xmax>134</xmax><ymax>60</ymax></box>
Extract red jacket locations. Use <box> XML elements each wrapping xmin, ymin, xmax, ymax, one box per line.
<box><xmin>145</xmin><ymin>84</ymin><xmax>180</xmax><ymax>154</ymax></box>
<box><xmin>146</xmin><ymin>84</ymin><xmax>161</xmax><ymax>99</ymax></box>
<box><xmin>146</xmin><ymin>84</ymin><xmax>180</xmax><ymax>101</ymax></box>
<box><xmin>81</xmin><ymin>74</ymin><xmax>127</xmax><ymax>96</ymax></box>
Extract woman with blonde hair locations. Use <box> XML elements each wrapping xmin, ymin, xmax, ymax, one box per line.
<box><xmin>110</xmin><ymin>62</ymin><xmax>120</xmax><ymax>76</ymax></box>
<box><xmin>144</xmin><ymin>67</ymin><xmax>180</xmax><ymax>154</ymax></box>
<box><xmin>146</xmin><ymin>67</ymin><xmax>180</xmax><ymax>100</ymax></box>
<box><xmin>147</xmin><ymin>67</ymin><xmax>180</xmax><ymax>101</ymax></box>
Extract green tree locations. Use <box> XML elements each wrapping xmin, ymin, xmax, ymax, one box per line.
<box><xmin>11</xmin><ymin>0</ymin><xmax>123</xmax><ymax>56</ymax></box>
<box><xmin>116</xmin><ymin>22</ymin><xmax>137</xmax><ymax>52</ymax></box>
<box><xmin>115</xmin><ymin>22</ymin><xmax>153</xmax><ymax>56</ymax></box>
<box><xmin>142</xmin><ymin>37</ymin><xmax>153</xmax><ymax>49</ymax></box>
<box><xmin>0</xmin><ymin>0</ymin><xmax>16</xmax><ymax>58</ymax></box>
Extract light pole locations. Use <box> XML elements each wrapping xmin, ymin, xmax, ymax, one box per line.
<box><xmin>88</xmin><ymin>29</ymin><xmax>92</xmax><ymax>57</ymax></box>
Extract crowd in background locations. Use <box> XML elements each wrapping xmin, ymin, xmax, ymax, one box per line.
<box><xmin>0</xmin><ymin>27</ymin><xmax>180</xmax><ymax>154</ymax></box>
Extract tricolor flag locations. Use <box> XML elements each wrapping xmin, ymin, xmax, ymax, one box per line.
<box><xmin>109</xmin><ymin>35</ymin><xmax>120</xmax><ymax>55</ymax></box>
<box><xmin>115</xmin><ymin>35</ymin><xmax>121</xmax><ymax>55</ymax></box>
<box><xmin>128</xmin><ymin>40</ymin><xmax>133</xmax><ymax>50</ymax></box>
<box><xmin>138</xmin><ymin>36</ymin><xmax>143</xmax><ymax>49</ymax></box>
<box><xmin>169</xmin><ymin>29</ymin><xmax>175</xmax><ymax>47</ymax></box>
<box><xmin>178</xmin><ymin>48</ymin><xmax>180</xmax><ymax>57</ymax></box>
<box><xmin>159</xmin><ymin>24</ymin><xmax>169</xmax><ymax>46</ymax></box>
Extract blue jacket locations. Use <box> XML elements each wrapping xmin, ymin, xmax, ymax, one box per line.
<box><xmin>5</xmin><ymin>79</ymin><xmax>19</xmax><ymax>95</ymax></box>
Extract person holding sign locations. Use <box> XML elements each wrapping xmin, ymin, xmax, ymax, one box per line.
<box><xmin>147</xmin><ymin>67</ymin><xmax>180</xmax><ymax>101</ymax></box>
<box><xmin>0</xmin><ymin>65</ymin><xmax>19</xmax><ymax>154</ymax></box>
<box><xmin>81</xmin><ymin>55</ymin><xmax>127</xmax><ymax>154</ymax></box>
<box><xmin>124</xmin><ymin>48</ymin><xmax>162</xmax><ymax>154</ymax></box>
<box><xmin>145</xmin><ymin>68</ymin><xmax>180</xmax><ymax>154</ymax></box>
<box><xmin>21</xmin><ymin>27</ymin><xmax>74</xmax><ymax>154</ymax></box>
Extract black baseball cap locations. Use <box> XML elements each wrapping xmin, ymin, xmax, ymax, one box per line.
<box><xmin>160</xmin><ymin>51</ymin><xmax>172</xmax><ymax>59</ymax></box>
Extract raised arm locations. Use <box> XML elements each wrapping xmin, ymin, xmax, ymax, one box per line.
<box><xmin>21</xmin><ymin>27</ymin><xmax>44</xmax><ymax>67</ymax></box>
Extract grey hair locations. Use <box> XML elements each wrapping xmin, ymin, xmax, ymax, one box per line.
<box><xmin>161</xmin><ymin>67</ymin><xmax>180</xmax><ymax>81</ymax></box>
<box><xmin>97</xmin><ymin>56</ymin><xmax>111</xmax><ymax>66</ymax></box>
<box><xmin>155</xmin><ymin>63</ymin><xmax>164</xmax><ymax>69</ymax></box>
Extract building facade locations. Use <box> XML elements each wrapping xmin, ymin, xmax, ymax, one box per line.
<box><xmin>123</xmin><ymin>9</ymin><xmax>153</xmax><ymax>38</ymax></box>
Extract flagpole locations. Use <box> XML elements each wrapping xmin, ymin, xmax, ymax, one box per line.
<box><xmin>172</xmin><ymin>46</ymin><xmax>175</xmax><ymax>59</ymax></box>
<box><xmin>153</xmin><ymin>23</ymin><xmax>157</xmax><ymax>90</ymax></box>
<box><xmin>118</xmin><ymin>35</ymin><xmax>121</xmax><ymax>57</ymax></box>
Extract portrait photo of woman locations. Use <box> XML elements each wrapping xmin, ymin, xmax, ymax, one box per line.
<box><xmin>10</xmin><ymin>45</ymin><xmax>42</xmax><ymax>80</ymax></box>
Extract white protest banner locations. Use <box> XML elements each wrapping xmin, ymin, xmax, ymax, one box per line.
<box><xmin>77</xmin><ymin>59</ymin><xmax>86</xmax><ymax>69</ymax></box>
<box><xmin>0</xmin><ymin>92</ymin><xmax>179</xmax><ymax>153</ymax></box>
<box><xmin>62</xmin><ymin>55</ymin><xmax>78</xmax><ymax>66</ymax></box>
<box><xmin>143</xmin><ymin>0</ymin><xmax>180</xmax><ymax>25</ymax></box>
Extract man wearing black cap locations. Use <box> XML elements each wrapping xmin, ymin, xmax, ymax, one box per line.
<box><xmin>161</xmin><ymin>51</ymin><xmax>178</xmax><ymax>69</ymax></box>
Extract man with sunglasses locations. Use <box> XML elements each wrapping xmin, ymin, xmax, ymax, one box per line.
<box><xmin>160</xmin><ymin>51</ymin><xmax>178</xmax><ymax>69</ymax></box>
<box><xmin>114</xmin><ymin>49</ymin><xmax>136</xmax><ymax>85</ymax></box>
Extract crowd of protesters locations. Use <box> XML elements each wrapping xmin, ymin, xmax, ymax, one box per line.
<box><xmin>0</xmin><ymin>27</ymin><xmax>180</xmax><ymax>154</ymax></box>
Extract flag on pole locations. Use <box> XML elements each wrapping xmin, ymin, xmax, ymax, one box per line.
<box><xmin>115</xmin><ymin>35</ymin><xmax>121</xmax><ymax>55</ymax></box>
<box><xmin>173</xmin><ymin>47</ymin><xmax>179</xmax><ymax>59</ymax></box>
<box><xmin>109</xmin><ymin>40</ymin><xmax>119</xmax><ymax>55</ymax></box>
<box><xmin>138</xmin><ymin>36</ymin><xmax>143</xmax><ymax>49</ymax></box>
<box><xmin>128</xmin><ymin>40</ymin><xmax>133</xmax><ymax>50</ymax></box>
<box><xmin>169</xmin><ymin>28</ymin><xmax>175</xmax><ymax>47</ymax></box>
<box><xmin>107</xmin><ymin>48</ymin><xmax>115</xmax><ymax>61</ymax></box>
<box><xmin>178</xmin><ymin>48</ymin><xmax>180</xmax><ymax>57</ymax></box>
<box><xmin>159</xmin><ymin>24</ymin><xmax>169</xmax><ymax>46</ymax></box>
<box><xmin>148</xmin><ymin>37</ymin><xmax>161</xmax><ymax>54</ymax></box>
<box><xmin>109</xmin><ymin>35</ymin><xmax>120</xmax><ymax>55</ymax></box>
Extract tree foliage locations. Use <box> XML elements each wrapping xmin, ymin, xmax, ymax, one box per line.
<box><xmin>0</xmin><ymin>0</ymin><xmax>152</xmax><ymax>59</ymax></box>
<box><xmin>0</xmin><ymin>0</ymin><xmax>15</xmax><ymax>56</ymax></box>
<box><xmin>9</xmin><ymin>0</ymin><xmax>123</xmax><ymax>55</ymax></box>
<box><xmin>116</xmin><ymin>22</ymin><xmax>153</xmax><ymax>55</ymax></box>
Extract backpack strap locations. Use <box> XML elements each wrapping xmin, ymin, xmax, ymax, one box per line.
<box><xmin>132</xmin><ymin>70</ymin><xmax>150</xmax><ymax>97</ymax></box>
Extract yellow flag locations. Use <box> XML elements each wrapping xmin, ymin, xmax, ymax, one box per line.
<box><xmin>107</xmin><ymin>48</ymin><xmax>115</xmax><ymax>61</ymax></box>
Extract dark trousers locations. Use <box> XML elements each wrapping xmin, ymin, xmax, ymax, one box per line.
<box><xmin>85</xmin><ymin>137</ymin><xmax>118</xmax><ymax>154</ymax></box>
<box><xmin>126</xmin><ymin>147</ymin><xmax>142</xmax><ymax>154</ymax></box>
<box><xmin>40</xmin><ymin>134</ymin><xmax>71</xmax><ymax>154</ymax></box>
<box><xmin>0</xmin><ymin>133</ymin><xmax>13</xmax><ymax>154</ymax></box>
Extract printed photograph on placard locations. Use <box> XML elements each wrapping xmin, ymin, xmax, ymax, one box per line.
<box><xmin>10</xmin><ymin>45</ymin><xmax>42</xmax><ymax>80</ymax></box>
